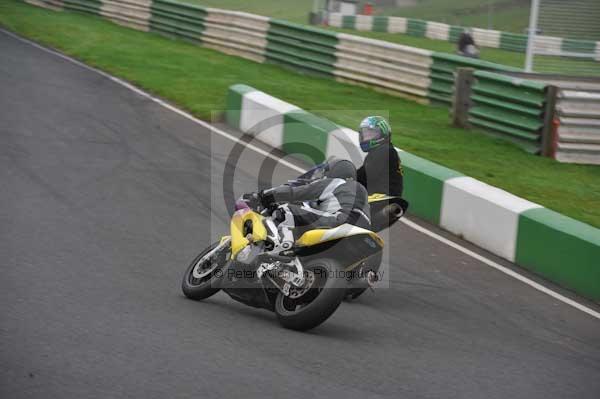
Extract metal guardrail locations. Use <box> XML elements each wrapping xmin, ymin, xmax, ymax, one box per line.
<box><xmin>500</xmin><ymin>73</ymin><xmax>600</xmax><ymax>164</ymax></box>
<box><xmin>555</xmin><ymin>89</ymin><xmax>600</xmax><ymax>165</ymax></box>
<box><xmin>452</xmin><ymin>69</ymin><xmax>553</xmax><ymax>154</ymax></box>
<box><xmin>429</xmin><ymin>53</ymin><xmax>520</xmax><ymax>105</ymax></box>
<box><xmin>333</xmin><ymin>33</ymin><xmax>432</xmax><ymax>103</ymax></box>
<box><xmin>203</xmin><ymin>9</ymin><xmax>269</xmax><ymax>63</ymax></box>
<box><xmin>149</xmin><ymin>0</ymin><xmax>205</xmax><ymax>42</ymax></box>
<box><xmin>266</xmin><ymin>19</ymin><xmax>338</xmax><ymax>76</ymax></box>
<box><xmin>470</xmin><ymin>71</ymin><xmax>548</xmax><ymax>153</ymax></box>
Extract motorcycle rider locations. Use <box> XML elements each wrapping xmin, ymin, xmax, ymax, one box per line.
<box><xmin>356</xmin><ymin>116</ymin><xmax>404</xmax><ymax>196</ymax></box>
<box><xmin>251</xmin><ymin>159</ymin><xmax>371</xmax><ymax>234</ymax></box>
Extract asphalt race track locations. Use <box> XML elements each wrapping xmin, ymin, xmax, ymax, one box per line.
<box><xmin>1</xmin><ymin>30</ymin><xmax>599</xmax><ymax>399</ymax></box>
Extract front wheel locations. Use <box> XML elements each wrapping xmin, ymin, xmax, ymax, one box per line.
<box><xmin>274</xmin><ymin>258</ymin><xmax>347</xmax><ymax>331</ymax></box>
<box><xmin>182</xmin><ymin>241</ymin><xmax>230</xmax><ymax>300</ymax></box>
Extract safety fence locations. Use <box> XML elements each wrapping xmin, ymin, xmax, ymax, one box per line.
<box><xmin>149</xmin><ymin>0</ymin><xmax>204</xmax><ymax>42</ymax></box>
<box><xmin>468</xmin><ymin>72</ymin><xmax>548</xmax><ymax>154</ymax></box>
<box><xmin>225</xmin><ymin>84</ymin><xmax>600</xmax><ymax>302</ymax></box>
<box><xmin>266</xmin><ymin>20</ymin><xmax>338</xmax><ymax>76</ymax></box>
<box><xmin>333</xmin><ymin>33</ymin><xmax>432</xmax><ymax>103</ymax></box>
<box><xmin>428</xmin><ymin>52</ymin><xmax>519</xmax><ymax>105</ymax></box>
<box><xmin>25</xmin><ymin>0</ymin><xmax>599</xmax><ymax>164</ymax></box>
<box><xmin>320</xmin><ymin>12</ymin><xmax>600</xmax><ymax>59</ymax></box>
<box><xmin>547</xmin><ymin>79</ymin><xmax>600</xmax><ymax>165</ymax></box>
<box><xmin>452</xmin><ymin>70</ymin><xmax>552</xmax><ymax>154</ymax></box>
<box><xmin>452</xmin><ymin>70</ymin><xmax>600</xmax><ymax>163</ymax></box>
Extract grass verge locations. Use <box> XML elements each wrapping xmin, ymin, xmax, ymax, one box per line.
<box><xmin>1</xmin><ymin>0</ymin><xmax>599</xmax><ymax>228</ymax></box>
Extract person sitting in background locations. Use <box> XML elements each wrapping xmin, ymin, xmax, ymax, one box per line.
<box><xmin>457</xmin><ymin>28</ymin><xmax>480</xmax><ymax>58</ymax></box>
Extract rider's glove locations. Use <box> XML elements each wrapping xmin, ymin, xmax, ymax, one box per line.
<box><xmin>242</xmin><ymin>192</ymin><xmax>261</xmax><ymax>209</ymax></box>
<box><xmin>258</xmin><ymin>189</ymin><xmax>276</xmax><ymax>209</ymax></box>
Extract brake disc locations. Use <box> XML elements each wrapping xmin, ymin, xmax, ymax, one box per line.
<box><xmin>288</xmin><ymin>270</ymin><xmax>315</xmax><ymax>299</ymax></box>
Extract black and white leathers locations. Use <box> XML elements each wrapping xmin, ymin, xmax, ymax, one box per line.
<box><xmin>263</xmin><ymin>177</ymin><xmax>371</xmax><ymax>230</ymax></box>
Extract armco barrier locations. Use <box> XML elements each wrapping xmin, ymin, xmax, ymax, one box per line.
<box><xmin>150</xmin><ymin>0</ymin><xmax>205</xmax><ymax>42</ymax></box>
<box><xmin>25</xmin><ymin>0</ymin><xmax>64</xmax><ymax>10</ymax></box>
<box><xmin>100</xmin><ymin>0</ymin><xmax>152</xmax><ymax>31</ymax></box>
<box><xmin>428</xmin><ymin>53</ymin><xmax>519</xmax><ymax>105</ymax></box>
<box><xmin>225</xmin><ymin>84</ymin><xmax>600</xmax><ymax>301</ymax></box>
<box><xmin>555</xmin><ymin>89</ymin><xmax>600</xmax><ymax>165</ymax></box>
<box><xmin>334</xmin><ymin>33</ymin><xmax>432</xmax><ymax>103</ymax></box>
<box><xmin>266</xmin><ymin>19</ymin><xmax>338</xmax><ymax>76</ymax></box>
<box><xmin>321</xmin><ymin>11</ymin><xmax>600</xmax><ymax>57</ymax></box>
<box><xmin>63</xmin><ymin>0</ymin><xmax>102</xmax><ymax>15</ymax></box>
<box><xmin>468</xmin><ymin>71</ymin><xmax>548</xmax><ymax>153</ymax></box>
<box><xmin>502</xmin><ymin>73</ymin><xmax>600</xmax><ymax>164</ymax></box>
<box><xmin>203</xmin><ymin>9</ymin><xmax>269</xmax><ymax>63</ymax></box>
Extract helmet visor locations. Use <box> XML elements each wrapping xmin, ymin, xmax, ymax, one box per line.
<box><xmin>360</xmin><ymin>127</ymin><xmax>382</xmax><ymax>142</ymax></box>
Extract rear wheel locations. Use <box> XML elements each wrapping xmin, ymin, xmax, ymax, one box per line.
<box><xmin>182</xmin><ymin>241</ymin><xmax>230</xmax><ymax>300</ymax></box>
<box><xmin>274</xmin><ymin>258</ymin><xmax>347</xmax><ymax>331</ymax></box>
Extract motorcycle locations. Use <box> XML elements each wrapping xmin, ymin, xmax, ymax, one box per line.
<box><xmin>181</xmin><ymin>163</ymin><xmax>408</xmax><ymax>331</ymax></box>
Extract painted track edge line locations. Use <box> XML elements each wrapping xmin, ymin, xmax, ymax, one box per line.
<box><xmin>3</xmin><ymin>28</ymin><xmax>598</xmax><ymax>321</ymax></box>
<box><xmin>401</xmin><ymin>218</ymin><xmax>600</xmax><ymax>320</ymax></box>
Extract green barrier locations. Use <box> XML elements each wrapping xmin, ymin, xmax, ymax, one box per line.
<box><xmin>516</xmin><ymin>208</ymin><xmax>600</xmax><ymax>301</ymax></box>
<box><xmin>448</xmin><ymin>25</ymin><xmax>463</xmax><ymax>43</ymax></box>
<box><xmin>149</xmin><ymin>0</ymin><xmax>205</xmax><ymax>42</ymax></box>
<box><xmin>468</xmin><ymin>71</ymin><xmax>546</xmax><ymax>153</ymax></box>
<box><xmin>225</xmin><ymin>84</ymin><xmax>256</xmax><ymax>130</ymax></box>
<box><xmin>341</xmin><ymin>15</ymin><xmax>355</xmax><ymax>29</ymax></box>
<box><xmin>499</xmin><ymin>32</ymin><xmax>528</xmax><ymax>52</ymax></box>
<box><xmin>282</xmin><ymin>110</ymin><xmax>336</xmax><ymax>164</ymax></box>
<box><xmin>372</xmin><ymin>16</ymin><xmax>389</xmax><ymax>33</ymax></box>
<box><xmin>562</xmin><ymin>39</ymin><xmax>597</xmax><ymax>54</ymax></box>
<box><xmin>428</xmin><ymin>53</ymin><xmax>520</xmax><ymax>105</ymax></box>
<box><xmin>406</xmin><ymin>18</ymin><xmax>426</xmax><ymax>38</ymax></box>
<box><xmin>400</xmin><ymin>152</ymin><xmax>463</xmax><ymax>225</ymax></box>
<box><xmin>62</xmin><ymin>0</ymin><xmax>102</xmax><ymax>15</ymax></box>
<box><xmin>266</xmin><ymin>19</ymin><xmax>338</xmax><ymax>77</ymax></box>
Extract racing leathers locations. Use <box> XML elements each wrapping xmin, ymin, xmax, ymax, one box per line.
<box><xmin>357</xmin><ymin>143</ymin><xmax>404</xmax><ymax>196</ymax></box>
<box><xmin>261</xmin><ymin>177</ymin><xmax>371</xmax><ymax>233</ymax></box>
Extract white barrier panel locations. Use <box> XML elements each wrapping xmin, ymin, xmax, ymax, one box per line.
<box><xmin>440</xmin><ymin>177</ymin><xmax>541</xmax><ymax>261</ymax></box>
<box><xmin>328</xmin><ymin>13</ymin><xmax>343</xmax><ymax>28</ymax></box>
<box><xmin>100</xmin><ymin>0</ymin><xmax>152</xmax><ymax>31</ymax></box>
<box><xmin>203</xmin><ymin>8</ymin><xmax>269</xmax><ymax>63</ymax></box>
<box><xmin>335</xmin><ymin>34</ymin><xmax>432</xmax><ymax>101</ymax></box>
<box><xmin>473</xmin><ymin>28</ymin><xmax>501</xmax><ymax>49</ymax></box>
<box><xmin>240</xmin><ymin>91</ymin><xmax>299</xmax><ymax>149</ymax></box>
<box><xmin>387</xmin><ymin>17</ymin><xmax>407</xmax><ymax>34</ymax></box>
<box><xmin>355</xmin><ymin>15</ymin><xmax>373</xmax><ymax>31</ymax></box>
<box><xmin>426</xmin><ymin>22</ymin><xmax>449</xmax><ymax>41</ymax></box>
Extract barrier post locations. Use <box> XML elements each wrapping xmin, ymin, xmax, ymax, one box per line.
<box><xmin>451</xmin><ymin>67</ymin><xmax>475</xmax><ymax>128</ymax></box>
<box><xmin>540</xmin><ymin>85</ymin><xmax>558</xmax><ymax>157</ymax></box>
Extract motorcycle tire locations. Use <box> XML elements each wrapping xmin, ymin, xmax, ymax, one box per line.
<box><xmin>274</xmin><ymin>258</ymin><xmax>347</xmax><ymax>331</ymax></box>
<box><xmin>182</xmin><ymin>242</ymin><xmax>228</xmax><ymax>300</ymax></box>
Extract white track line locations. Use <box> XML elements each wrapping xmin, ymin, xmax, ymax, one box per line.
<box><xmin>3</xmin><ymin>28</ymin><xmax>599</xmax><ymax>320</ymax></box>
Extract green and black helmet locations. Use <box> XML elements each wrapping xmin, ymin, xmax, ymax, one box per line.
<box><xmin>358</xmin><ymin>116</ymin><xmax>391</xmax><ymax>152</ymax></box>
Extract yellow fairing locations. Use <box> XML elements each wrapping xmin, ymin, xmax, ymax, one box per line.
<box><xmin>296</xmin><ymin>224</ymin><xmax>384</xmax><ymax>248</ymax></box>
<box><xmin>230</xmin><ymin>209</ymin><xmax>267</xmax><ymax>258</ymax></box>
<box><xmin>368</xmin><ymin>193</ymin><xmax>393</xmax><ymax>203</ymax></box>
